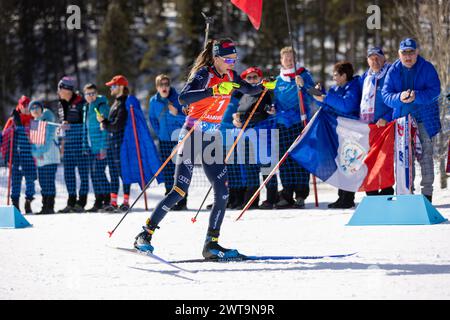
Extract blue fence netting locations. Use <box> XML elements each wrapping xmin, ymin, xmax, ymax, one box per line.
<box><xmin>0</xmin><ymin>109</ymin><xmax>322</xmax><ymax>212</ymax></box>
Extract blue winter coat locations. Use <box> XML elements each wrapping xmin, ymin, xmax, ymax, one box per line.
<box><xmin>121</xmin><ymin>95</ymin><xmax>163</xmax><ymax>186</ymax></box>
<box><xmin>319</xmin><ymin>76</ymin><xmax>362</xmax><ymax>119</ymax></box>
<box><xmin>220</xmin><ymin>92</ymin><xmax>241</xmax><ymax>147</ymax></box>
<box><xmin>360</xmin><ymin>65</ymin><xmax>393</xmax><ymax>123</ymax></box>
<box><xmin>84</xmin><ymin>95</ymin><xmax>109</xmax><ymax>155</ymax></box>
<box><xmin>31</xmin><ymin>109</ymin><xmax>61</xmax><ymax>167</ymax></box>
<box><xmin>148</xmin><ymin>87</ymin><xmax>185</xmax><ymax>142</ymax></box>
<box><xmin>382</xmin><ymin>56</ymin><xmax>441</xmax><ymax>137</ymax></box>
<box><xmin>273</xmin><ymin>69</ymin><xmax>315</xmax><ymax>128</ymax></box>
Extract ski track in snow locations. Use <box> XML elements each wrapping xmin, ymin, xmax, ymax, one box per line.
<box><xmin>1</xmin><ymin>183</ymin><xmax>450</xmax><ymax>300</ymax></box>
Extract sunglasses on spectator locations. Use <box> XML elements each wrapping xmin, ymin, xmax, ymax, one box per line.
<box><xmin>246</xmin><ymin>75</ymin><xmax>259</xmax><ymax>81</ymax></box>
<box><xmin>110</xmin><ymin>85</ymin><xmax>119</xmax><ymax>90</ymax></box>
<box><xmin>29</xmin><ymin>106</ymin><xmax>42</xmax><ymax>111</ymax></box>
<box><xmin>219</xmin><ymin>56</ymin><xmax>238</xmax><ymax>64</ymax></box>
<box><xmin>85</xmin><ymin>92</ymin><xmax>97</xmax><ymax>97</ymax></box>
<box><xmin>400</xmin><ymin>50</ymin><xmax>416</xmax><ymax>56</ymax></box>
<box><xmin>158</xmin><ymin>82</ymin><xmax>170</xmax><ymax>88</ymax></box>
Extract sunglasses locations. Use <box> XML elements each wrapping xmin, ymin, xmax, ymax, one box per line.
<box><xmin>400</xmin><ymin>50</ymin><xmax>416</xmax><ymax>56</ymax></box>
<box><xmin>219</xmin><ymin>56</ymin><xmax>238</xmax><ymax>64</ymax></box>
<box><xmin>110</xmin><ymin>85</ymin><xmax>119</xmax><ymax>90</ymax></box>
<box><xmin>85</xmin><ymin>92</ymin><xmax>97</xmax><ymax>97</ymax></box>
<box><xmin>246</xmin><ymin>75</ymin><xmax>259</xmax><ymax>81</ymax></box>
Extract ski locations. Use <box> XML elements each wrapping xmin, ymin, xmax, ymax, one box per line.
<box><xmin>168</xmin><ymin>252</ymin><xmax>358</xmax><ymax>264</ymax></box>
<box><xmin>111</xmin><ymin>247</ymin><xmax>198</xmax><ymax>274</ymax></box>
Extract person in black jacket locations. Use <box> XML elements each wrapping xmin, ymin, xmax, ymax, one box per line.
<box><xmin>97</xmin><ymin>75</ymin><xmax>131</xmax><ymax>213</ymax></box>
<box><xmin>57</xmin><ymin>77</ymin><xmax>90</xmax><ymax>213</ymax></box>
<box><xmin>232</xmin><ymin>67</ymin><xmax>279</xmax><ymax>210</ymax></box>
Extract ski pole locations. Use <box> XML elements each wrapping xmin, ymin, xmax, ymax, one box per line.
<box><xmin>191</xmin><ymin>88</ymin><xmax>269</xmax><ymax>223</ymax></box>
<box><xmin>299</xmin><ymin>88</ymin><xmax>319</xmax><ymax>207</ymax></box>
<box><xmin>236</xmin><ymin>109</ymin><xmax>320</xmax><ymax>221</ymax></box>
<box><xmin>284</xmin><ymin>0</ymin><xmax>319</xmax><ymax>207</ymax></box>
<box><xmin>107</xmin><ymin>97</ymin><xmax>221</xmax><ymax>238</ymax></box>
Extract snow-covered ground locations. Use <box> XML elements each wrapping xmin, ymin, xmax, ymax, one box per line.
<box><xmin>1</xmin><ymin>177</ymin><xmax>450</xmax><ymax>300</ymax></box>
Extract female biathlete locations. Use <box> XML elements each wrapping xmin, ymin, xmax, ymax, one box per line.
<box><xmin>134</xmin><ymin>39</ymin><xmax>276</xmax><ymax>260</ymax></box>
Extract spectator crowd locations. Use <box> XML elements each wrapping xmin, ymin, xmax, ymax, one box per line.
<box><xmin>0</xmin><ymin>37</ymin><xmax>445</xmax><ymax>214</ymax></box>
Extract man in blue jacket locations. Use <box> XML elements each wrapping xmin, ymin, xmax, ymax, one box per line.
<box><xmin>382</xmin><ymin>38</ymin><xmax>441</xmax><ymax>202</ymax></box>
<box><xmin>360</xmin><ymin>47</ymin><xmax>394</xmax><ymax>196</ymax></box>
<box><xmin>148</xmin><ymin>74</ymin><xmax>187</xmax><ymax>210</ymax></box>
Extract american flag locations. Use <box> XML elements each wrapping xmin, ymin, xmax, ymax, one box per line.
<box><xmin>30</xmin><ymin>120</ymin><xmax>47</xmax><ymax>145</ymax></box>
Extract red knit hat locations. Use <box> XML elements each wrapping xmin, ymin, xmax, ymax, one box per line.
<box><xmin>240</xmin><ymin>66</ymin><xmax>263</xmax><ymax>79</ymax></box>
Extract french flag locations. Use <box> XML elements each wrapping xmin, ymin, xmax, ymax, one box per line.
<box><xmin>289</xmin><ymin>109</ymin><xmax>395</xmax><ymax>192</ymax></box>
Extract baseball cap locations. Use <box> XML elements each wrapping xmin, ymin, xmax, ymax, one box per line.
<box><xmin>105</xmin><ymin>75</ymin><xmax>129</xmax><ymax>87</ymax></box>
<box><xmin>241</xmin><ymin>66</ymin><xmax>263</xmax><ymax>79</ymax></box>
<box><xmin>367</xmin><ymin>47</ymin><xmax>384</xmax><ymax>58</ymax></box>
<box><xmin>399</xmin><ymin>38</ymin><xmax>417</xmax><ymax>51</ymax></box>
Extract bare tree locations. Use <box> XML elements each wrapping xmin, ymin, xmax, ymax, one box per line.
<box><xmin>396</xmin><ymin>0</ymin><xmax>450</xmax><ymax>188</ymax></box>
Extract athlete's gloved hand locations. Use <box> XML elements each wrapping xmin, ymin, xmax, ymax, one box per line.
<box><xmin>212</xmin><ymin>82</ymin><xmax>240</xmax><ymax>96</ymax></box>
<box><xmin>262</xmin><ymin>79</ymin><xmax>277</xmax><ymax>90</ymax></box>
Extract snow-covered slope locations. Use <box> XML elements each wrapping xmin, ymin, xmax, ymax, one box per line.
<box><xmin>1</xmin><ymin>180</ymin><xmax>450</xmax><ymax>300</ymax></box>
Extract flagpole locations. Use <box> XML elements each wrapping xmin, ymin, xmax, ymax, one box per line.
<box><xmin>408</xmin><ymin>114</ymin><xmax>413</xmax><ymax>194</ymax></box>
<box><xmin>6</xmin><ymin>127</ymin><xmax>14</xmax><ymax>206</ymax></box>
<box><xmin>283</xmin><ymin>0</ymin><xmax>319</xmax><ymax>207</ymax></box>
<box><xmin>129</xmin><ymin>105</ymin><xmax>148</xmax><ymax>211</ymax></box>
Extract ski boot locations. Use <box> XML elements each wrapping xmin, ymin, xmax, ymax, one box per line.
<box><xmin>202</xmin><ymin>229</ymin><xmax>242</xmax><ymax>260</ymax></box>
<box><xmin>134</xmin><ymin>221</ymin><xmax>159</xmax><ymax>253</ymax></box>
